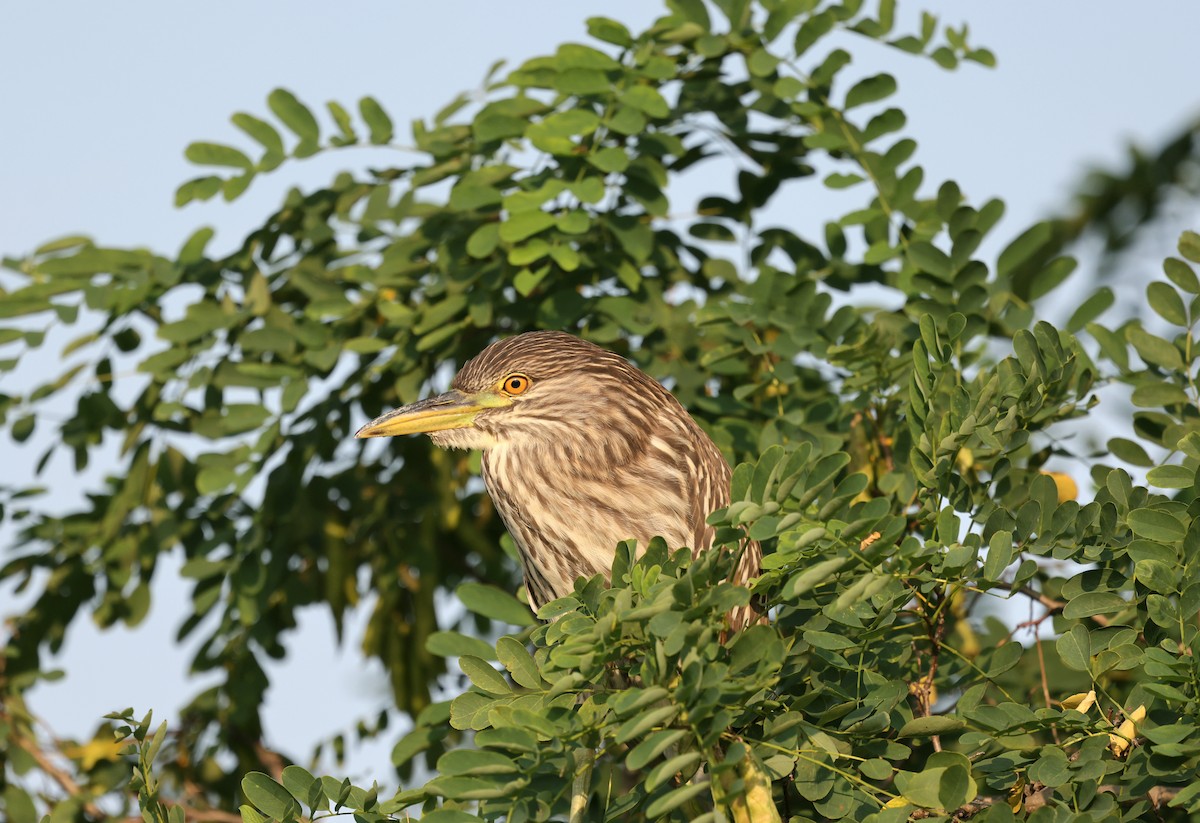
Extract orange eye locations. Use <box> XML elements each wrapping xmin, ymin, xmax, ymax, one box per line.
<box><xmin>502</xmin><ymin>374</ymin><xmax>530</xmax><ymax>395</ymax></box>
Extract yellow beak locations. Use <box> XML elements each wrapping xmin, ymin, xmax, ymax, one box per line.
<box><xmin>355</xmin><ymin>390</ymin><xmax>507</xmax><ymax>438</ymax></box>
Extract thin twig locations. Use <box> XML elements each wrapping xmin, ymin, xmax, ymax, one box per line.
<box><xmin>1016</xmin><ymin>586</ymin><xmax>1110</xmax><ymax>627</ymax></box>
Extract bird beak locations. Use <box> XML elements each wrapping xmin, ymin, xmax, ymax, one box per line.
<box><xmin>355</xmin><ymin>390</ymin><xmax>507</xmax><ymax>439</ymax></box>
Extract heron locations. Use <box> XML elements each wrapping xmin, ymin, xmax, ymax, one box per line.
<box><xmin>356</xmin><ymin>330</ymin><xmax>760</xmax><ymax>629</ymax></box>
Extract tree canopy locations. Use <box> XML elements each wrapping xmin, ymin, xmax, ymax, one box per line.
<box><xmin>3</xmin><ymin>1</ymin><xmax>1200</xmax><ymax>821</ymax></box>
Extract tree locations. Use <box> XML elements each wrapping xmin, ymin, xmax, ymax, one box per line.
<box><xmin>3</xmin><ymin>1</ymin><xmax>1199</xmax><ymax>820</ymax></box>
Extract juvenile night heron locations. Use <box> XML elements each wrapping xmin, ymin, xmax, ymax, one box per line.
<box><xmin>356</xmin><ymin>331</ymin><xmax>760</xmax><ymax>628</ymax></box>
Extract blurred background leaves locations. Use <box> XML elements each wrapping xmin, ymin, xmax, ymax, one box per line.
<box><xmin>2</xmin><ymin>0</ymin><xmax>1200</xmax><ymax>820</ymax></box>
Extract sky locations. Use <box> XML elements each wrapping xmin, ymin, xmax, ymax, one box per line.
<box><xmin>2</xmin><ymin>0</ymin><xmax>1199</xmax><ymax>787</ymax></box>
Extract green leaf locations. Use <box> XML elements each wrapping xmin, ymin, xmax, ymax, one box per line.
<box><xmin>175</xmin><ymin>175</ymin><xmax>223</xmax><ymax>206</ymax></box>
<box><xmin>223</xmin><ymin>173</ymin><xmax>254</xmax><ymax>201</ymax></box>
<box><xmin>897</xmin><ymin>716</ymin><xmax>965</xmax><ymax>737</ymax></box>
<box><xmin>559</xmin><ymin>209</ymin><xmax>592</xmax><ymax>235</ymax></box>
<box><xmin>499</xmin><ymin>211</ymin><xmax>555</xmax><ymax>243</ymax></box>
<box><xmin>823</xmin><ymin>172</ymin><xmax>864</xmax><ymax>189</ymax></box>
<box><xmin>1056</xmin><ymin>623</ymin><xmax>1091</xmax><ymax>671</ymax></box>
<box><xmin>1134</xmin><ymin>559</ymin><xmax>1178</xmax><ymax>594</ymax></box>
<box><xmin>466</xmin><ymin>223</ymin><xmax>500</xmax><ymax>258</ymax></box>
<box><xmin>1131</xmin><ymin>380</ymin><xmax>1189</xmax><ymax>408</ymax></box>
<box><xmin>473</xmin><ymin>113</ymin><xmax>527</xmax><ymax>142</ymax></box>
<box><xmin>459</xmin><ymin>655</ymin><xmax>511</xmax><ymax>696</ymax></box>
<box><xmin>508</xmin><ymin>240</ymin><xmax>549</xmax><ymax>266</ymax></box>
<box><xmin>619</xmin><ymin>85</ymin><xmax>670</xmax><ymax>118</ymax></box>
<box><xmin>437</xmin><ymin>749</ymin><xmax>518</xmax><ymax>777</ymax></box>
<box><xmin>894</xmin><ymin>766</ymin><xmax>955</xmax><ymax>809</ymax></box>
<box><xmin>615</xmin><ymin>704</ymin><xmax>678</xmax><ymax>743</ymax></box>
<box><xmin>1179</xmin><ymin>230</ymin><xmax>1200</xmax><ymax>264</ymax></box>
<box><xmin>555</xmin><ymin>69</ymin><xmax>610</xmax><ymax>95</ymax></box>
<box><xmin>803</xmin><ymin>630</ymin><xmax>857</xmax><ymax>651</ymax></box>
<box><xmin>981</xmin><ymin>530</ymin><xmax>1013</xmax><ymax>582</ymax></box>
<box><xmin>419</xmin><ymin>812</ymin><xmax>488</xmax><ymax>823</ymax></box>
<box><xmin>1147</xmin><ymin>593</ymin><xmax>1181</xmax><ymax>628</ymax></box>
<box><xmin>907</xmin><ymin>242</ymin><xmax>952</xmax><ymax>279</ymax></box>
<box><xmin>1108</xmin><ymin>437</ymin><xmax>1153</xmax><ymax>467</ymax></box>
<box><xmin>626</xmin><ymin>729</ymin><xmax>689</xmax><ymax>771</ymax></box>
<box><xmin>1127</xmin><ymin>508</ymin><xmax>1186</xmax><ymax>543</ymax></box>
<box><xmin>326</xmin><ymin>101</ymin><xmax>357</xmax><ymax>144</ymax></box>
<box><xmin>475</xmin><ymin>727</ymin><xmax>539</xmax><ymax>754</ymax></box>
<box><xmin>986</xmin><ymin>641</ymin><xmax>1023</xmax><ymax>677</ymax></box>
<box><xmin>280</xmin><ymin>765</ymin><xmax>317</xmax><ymax>807</ymax></box>
<box><xmin>644</xmin><ymin>780</ymin><xmax>711</xmax><ymax>818</ymax></box>
<box><xmin>845</xmin><ymin>73</ymin><xmax>897</xmax><ymax>108</ymax></box>
<box><xmin>359</xmin><ymin>96</ymin><xmax>394</xmax><ymax>144</ymax></box>
<box><xmin>267</xmin><ymin>88</ymin><xmax>320</xmax><ymax>146</ymax></box>
<box><xmin>587</xmin><ymin>16</ymin><xmax>633</xmax><ymax>46</ymax></box>
<box><xmin>1127</xmin><ymin>326</ymin><xmax>1183</xmax><ymax>371</ymax></box>
<box><xmin>496</xmin><ymin>636</ymin><xmax>543</xmax><ymax>689</ymax></box>
<box><xmin>1066</xmin><ymin>287</ymin><xmax>1113</xmax><ymax>332</ymax></box>
<box><xmin>608</xmin><ymin>105</ymin><xmax>646</xmax><ymax>135</ymax></box>
<box><xmin>747</xmin><ymin>48</ymin><xmax>779</xmax><ymax>77</ymax></box>
<box><xmin>1026</xmin><ymin>256</ymin><xmax>1076</xmax><ymax>300</ymax></box>
<box><xmin>2</xmin><ymin>786</ymin><xmax>38</xmax><ymax>823</ymax></box>
<box><xmin>242</xmin><ymin>772</ymin><xmax>300</xmax><ymax>821</ymax></box>
<box><xmin>1147</xmin><ymin>464</ymin><xmax>1195</xmax><ymax>489</ymax></box>
<box><xmin>231</xmin><ymin>113</ymin><xmax>285</xmax><ymax>156</ymax></box>
<box><xmin>514</xmin><ymin>265</ymin><xmax>550</xmax><ymax>296</ymax></box>
<box><xmin>795</xmin><ymin>11</ymin><xmax>835</xmax><ymax>55</ymax></box>
<box><xmin>557</xmin><ymin>42</ymin><xmax>622</xmax><ymax>71</ymax></box>
<box><xmin>1147</xmin><ymin>282</ymin><xmax>1188</xmax><ymax>326</ymax></box>
<box><xmin>426</xmin><ymin>630</ymin><xmax>495</xmax><ymax>660</ymax></box>
<box><xmin>196</xmin><ymin>467</ymin><xmax>236</xmax><ymax>495</ymax></box>
<box><xmin>1062</xmin><ymin>592</ymin><xmax>1128</xmax><ymax>619</ymax></box>
<box><xmin>1164</xmin><ymin>257</ymin><xmax>1200</xmax><ymax>293</ymax></box>
<box><xmin>185</xmin><ymin>142</ymin><xmax>254</xmax><ymax>170</ymax></box>
<box><xmin>11</xmin><ymin>415</ymin><xmax>34</xmax><ymax>443</ymax></box>
<box><xmin>457</xmin><ymin>582</ymin><xmax>535</xmax><ymax>625</ymax></box>
<box><xmin>645</xmin><ymin>751</ymin><xmax>701</xmax><ymax>791</ymax></box>
<box><xmin>589</xmin><ymin>146</ymin><xmax>629</xmax><ymax>173</ymax></box>
<box><xmin>541</xmin><ymin>109</ymin><xmax>600</xmax><ymax>138</ymax></box>
<box><xmin>996</xmin><ymin>221</ymin><xmax>1053</xmax><ymax>281</ymax></box>
<box><xmin>449</xmin><ymin>691</ymin><xmax>498</xmax><ymax>731</ymax></box>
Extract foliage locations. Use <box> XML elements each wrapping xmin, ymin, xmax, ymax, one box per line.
<box><xmin>2</xmin><ymin>0</ymin><xmax>1199</xmax><ymax>820</ymax></box>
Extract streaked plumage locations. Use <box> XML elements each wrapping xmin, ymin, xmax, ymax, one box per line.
<box><xmin>357</xmin><ymin>331</ymin><xmax>759</xmax><ymax>628</ymax></box>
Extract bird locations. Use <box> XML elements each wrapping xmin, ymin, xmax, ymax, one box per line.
<box><xmin>356</xmin><ymin>330</ymin><xmax>760</xmax><ymax>629</ymax></box>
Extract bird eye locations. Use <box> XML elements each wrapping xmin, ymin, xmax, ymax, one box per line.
<box><xmin>501</xmin><ymin>374</ymin><xmax>531</xmax><ymax>395</ymax></box>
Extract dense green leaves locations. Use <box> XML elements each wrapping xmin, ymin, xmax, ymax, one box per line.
<box><xmin>4</xmin><ymin>1</ymin><xmax>1200</xmax><ymax>822</ymax></box>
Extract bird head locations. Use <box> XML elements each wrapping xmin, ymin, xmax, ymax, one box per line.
<box><xmin>355</xmin><ymin>331</ymin><xmax>673</xmax><ymax>453</ymax></box>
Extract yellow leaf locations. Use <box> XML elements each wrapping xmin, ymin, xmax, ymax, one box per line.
<box><xmin>1061</xmin><ymin>690</ymin><xmax>1096</xmax><ymax>712</ymax></box>
<box><xmin>63</xmin><ymin>737</ymin><xmax>128</xmax><ymax>770</ymax></box>
<box><xmin>956</xmin><ymin>447</ymin><xmax>975</xmax><ymax>472</ymax></box>
<box><xmin>954</xmin><ymin>619</ymin><xmax>981</xmax><ymax>659</ymax></box>
<box><xmin>1007</xmin><ymin>774</ymin><xmax>1026</xmax><ymax>811</ymax></box>
<box><xmin>1109</xmin><ymin>704</ymin><xmax>1146</xmax><ymax>756</ymax></box>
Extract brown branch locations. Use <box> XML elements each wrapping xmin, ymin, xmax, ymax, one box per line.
<box><xmin>1016</xmin><ymin>586</ymin><xmax>1110</xmax><ymax>627</ymax></box>
<box><xmin>10</xmin><ymin>730</ymin><xmax>106</xmax><ymax>820</ymax></box>
<box><xmin>909</xmin><ymin>589</ymin><xmax>948</xmax><ymax>751</ymax></box>
<box><xmin>1033</xmin><ymin>636</ymin><xmax>1060</xmax><ymax>745</ymax></box>
<box><xmin>252</xmin><ymin>739</ymin><xmax>287</xmax><ymax>781</ymax></box>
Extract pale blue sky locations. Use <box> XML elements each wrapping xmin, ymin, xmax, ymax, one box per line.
<box><xmin>2</xmin><ymin>1</ymin><xmax>1199</xmax><ymax>784</ymax></box>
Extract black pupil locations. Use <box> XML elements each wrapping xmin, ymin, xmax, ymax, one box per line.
<box><xmin>509</xmin><ymin>378</ymin><xmax>522</xmax><ymax>390</ymax></box>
